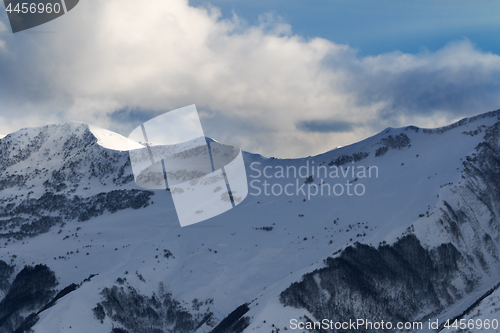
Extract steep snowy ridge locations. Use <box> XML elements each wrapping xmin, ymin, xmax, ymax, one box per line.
<box><xmin>0</xmin><ymin>123</ymin><xmax>152</xmax><ymax>242</ymax></box>
<box><xmin>269</xmin><ymin>113</ymin><xmax>500</xmax><ymax>332</ymax></box>
<box><xmin>0</xmin><ymin>123</ymin><xmax>155</xmax><ymax>333</ymax></box>
<box><xmin>0</xmin><ymin>111</ymin><xmax>500</xmax><ymax>333</ymax></box>
<box><xmin>441</xmin><ymin>282</ymin><xmax>500</xmax><ymax>333</ymax></box>
<box><xmin>88</xmin><ymin>124</ymin><xmax>143</xmax><ymax>151</ymax></box>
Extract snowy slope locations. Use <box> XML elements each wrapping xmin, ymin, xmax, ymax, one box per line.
<box><xmin>0</xmin><ymin>112</ymin><xmax>500</xmax><ymax>333</ymax></box>
<box><xmin>441</xmin><ymin>284</ymin><xmax>500</xmax><ymax>333</ymax></box>
<box><xmin>89</xmin><ymin>124</ymin><xmax>143</xmax><ymax>151</ymax></box>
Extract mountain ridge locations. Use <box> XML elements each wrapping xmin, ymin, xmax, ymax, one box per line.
<box><xmin>2</xmin><ymin>107</ymin><xmax>499</xmax><ymax>159</ymax></box>
<box><xmin>1</xmin><ymin>109</ymin><xmax>500</xmax><ymax>332</ymax></box>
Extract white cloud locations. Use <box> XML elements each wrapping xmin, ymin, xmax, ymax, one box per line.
<box><xmin>0</xmin><ymin>0</ymin><xmax>499</xmax><ymax>157</ymax></box>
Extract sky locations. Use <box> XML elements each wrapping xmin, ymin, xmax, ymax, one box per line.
<box><xmin>1</xmin><ymin>0</ymin><xmax>500</xmax><ymax>158</ymax></box>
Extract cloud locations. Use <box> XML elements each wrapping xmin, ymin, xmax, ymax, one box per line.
<box><xmin>347</xmin><ymin>40</ymin><xmax>500</xmax><ymax>119</ymax></box>
<box><xmin>0</xmin><ymin>0</ymin><xmax>499</xmax><ymax>157</ymax></box>
<box><xmin>297</xmin><ymin>120</ymin><xmax>355</xmax><ymax>133</ymax></box>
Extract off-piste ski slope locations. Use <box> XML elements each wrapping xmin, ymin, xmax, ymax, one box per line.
<box><xmin>1</xmin><ymin>110</ymin><xmax>500</xmax><ymax>332</ymax></box>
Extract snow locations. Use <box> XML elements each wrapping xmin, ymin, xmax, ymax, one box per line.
<box><xmin>0</xmin><ymin>111</ymin><xmax>500</xmax><ymax>332</ymax></box>
<box><xmin>448</xmin><ymin>287</ymin><xmax>500</xmax><ymax>333</ymax></box>
<box><xmin>88</xmin><ymin>123</ymin><xmax>143</xmax><ymax>151</ymax></box>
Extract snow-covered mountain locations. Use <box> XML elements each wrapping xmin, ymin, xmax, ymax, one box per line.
<box><xmin>2</xmin><ymin>110</ymin><xmax>500</xmax><ymax>333</ymax></box>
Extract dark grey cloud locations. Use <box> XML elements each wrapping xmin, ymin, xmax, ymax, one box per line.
<box><xmin>336</xmin><ymin>40</ymin><xmax>500</xmax><ymax>120</ymax></box>
<box><xmin>108</xmin><ymin>107</ymin><xmax>162</xmax><ymax>135</ymax></box>
<box><xmin>361</xmin><ymin>68</ymin><xmax>500</xmax><ymax>119</ymax></box>
<box><xmin>297</xmin><ymin>120</ymin><xmax>355</xmax><ymax>133</ymax></box>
